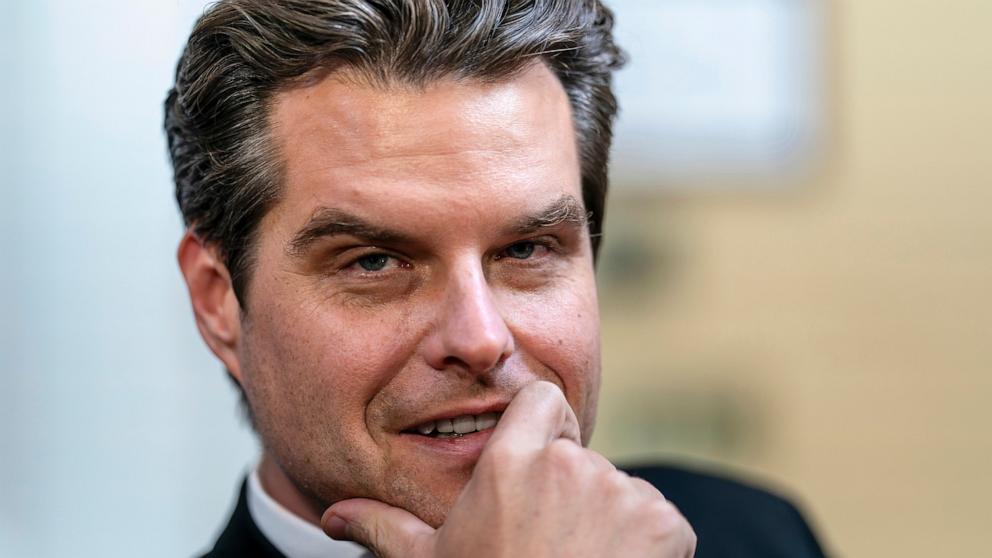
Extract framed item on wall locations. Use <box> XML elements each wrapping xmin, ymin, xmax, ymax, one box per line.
<box><xmin>609</xmin><ymin>0</ymin><xmax>826</xmax><ymax>187</ymax></box>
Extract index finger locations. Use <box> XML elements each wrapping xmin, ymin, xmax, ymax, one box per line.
<box><xmin>485</xmin><ymin>381</ymin><xmax>582</xmax><ymax>453</ymax></box>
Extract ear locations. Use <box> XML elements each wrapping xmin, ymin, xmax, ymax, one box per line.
<box><xmin>177</xmin><ymin>231</ymin><xmax>245</xmax><ymax>384</ymax></box>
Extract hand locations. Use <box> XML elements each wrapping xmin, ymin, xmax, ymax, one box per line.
<box><xmin>322</xmin><ymin>381</ymin><xmax>696</xmax><ymax>557</ymax></box>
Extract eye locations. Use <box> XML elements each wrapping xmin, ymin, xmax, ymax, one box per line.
<box><xmin>355</xmin><ymin>253</ymin><xmax>391</xmax><ymax>272</ymax></box>
<box><xmin>502</xmin><ymin>241</ymin><xmax>536</xmax><ymax>260</ymax></box>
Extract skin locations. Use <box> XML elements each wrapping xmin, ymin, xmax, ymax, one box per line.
<box><xmin>180</xmin><ymin>63</ymin><xmax>602</xmax><ymax>527</ymax></box>
<box><xmin>323</xmin><ymin>381</ymin><xmax>695</xmax><ymax>558</ymax></box>
<box><xmin>181</xmin><ymin>62</ymin><xmax>695</xmax><ymax>557</ymax></box>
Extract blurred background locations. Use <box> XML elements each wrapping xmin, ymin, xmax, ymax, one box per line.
<box><xmin>1</xmin><ymin>1</ymin><xmax>989</xmax><ymax>556</ymax></box>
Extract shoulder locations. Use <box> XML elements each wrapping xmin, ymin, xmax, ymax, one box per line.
<box><xmin>197</xmin><ymin>480</ymin><xmax>286</xmax><ymax>558</ymax></box>
<box><xmin>622</xmin><ymin>462</ymin><xmax>828</xmax><ymax>558</ymax></box>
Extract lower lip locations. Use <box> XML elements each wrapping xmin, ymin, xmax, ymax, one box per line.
<box><xmin>397</xmin><ymin>428</ymin><xmax>496</xmax><ymax>464</ymax></box>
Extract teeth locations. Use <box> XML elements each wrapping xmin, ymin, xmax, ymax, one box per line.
<box><xmin>475</xmin><ymin>412</ymin><xmax>498</xmax><ymax>430</ymax></box>
<box><xmin>416</xmin><ymin>421</ymin><xmax>435</xmax><ymax>435</ymax></box>
<box><xmin>412</xmin><ymin>412</ymin><xmax>501</xmax><ymax>437</ymax></box>
<box><xmin>436</xmin><ymin>418</ymin><xmax>454</xmax><ymax>433</ymax></box>
<box><xmin>452</xmin><ymin>415</ymin><xmax>476</xmax><ymax>434</ymax></box>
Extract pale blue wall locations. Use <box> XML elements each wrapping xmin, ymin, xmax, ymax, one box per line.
<box><xmin>0</xmin><ymin>2</ymin><xmax>257</xmax><ymax>557</ymax></box>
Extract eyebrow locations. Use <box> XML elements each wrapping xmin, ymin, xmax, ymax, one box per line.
<box><xmin>287</xmin><ymin>209</ymin><xmax>414</xmax><ymax>258</ymax></box>
<box><xmin>510</xmin><ymin>194</ymin><xmax>590</xmax><ymax>235</ymax></box>
<box><xmin>286</xmin><ymin>194</ymin><xmax>590</xmax><ymax>258</ymax></box>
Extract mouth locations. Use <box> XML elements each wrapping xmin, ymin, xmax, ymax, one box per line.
<box><xmin>403</xmin><ymin>411</ymin><xmax>503</xmax><ymax>439</ymax></box>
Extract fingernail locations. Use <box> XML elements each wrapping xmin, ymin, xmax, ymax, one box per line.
<box><xmin>323</xmin><ymin>514</ymin><xmax>349</xmax><ymax>539</ymax></box>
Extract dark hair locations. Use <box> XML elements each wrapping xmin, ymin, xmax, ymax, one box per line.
<box><xmin>165</xmin><ymin>0</ymin><xmax>625</xmax><ymax>303</ymax></box>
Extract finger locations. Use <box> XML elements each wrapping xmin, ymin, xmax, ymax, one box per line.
<box><xmin>683</xmin><ymin>520</ymin><xmax>698</xmax><ymax>558</ymax></box>
<box><xmin>487</xmin><ymin>380</ymin><xmax>581</xmax><ymax>453</ymax></box>
<box><xmin>322</xmin><ymin>498</ymin><xmax>435</xmax><ymax>558</ymax></box>
<box><xmin>629</xmin><ymin>476</ymin><xmax>665</xmax><ymax>500</ymax></box>
<box><xmin>584</xmin><ymin>448</ymin><xmax>618</xmax><ymax>472</ymax></box>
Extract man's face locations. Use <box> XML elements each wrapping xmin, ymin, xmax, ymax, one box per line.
<box><xmin>234</xmin><ymin>63</ymin><xmax>600</xmax><ymax>526</ymax></box>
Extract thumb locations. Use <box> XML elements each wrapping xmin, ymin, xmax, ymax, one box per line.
<box><xmin>487</xmin><ymin>380</ymin><xmax>581</xmax><ymax>453</ymax></box>
<box><xmin>322</xmin><ymin>498</ymin><xmax>436</xmax><ymax>558</ymax></box>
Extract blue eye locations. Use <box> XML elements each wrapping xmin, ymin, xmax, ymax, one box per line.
<box><xmin>504</xmin><ymin>242</ymin><xmax>536</xmax><ymax>259</ymax></box>
<box><xmin>357</xmin><ymin>254</ymin><xmax>390</xmax><ymax>271</ymax></box>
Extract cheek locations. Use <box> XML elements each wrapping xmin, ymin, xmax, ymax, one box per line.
<box><xmin>501</xmin><ymin>277</ymin><xmax>601</xmax><ymax>432</ymax></box>
<box><xmin>238</xmin><ymin>295</ymin><xmax>423</xmax><ymax>451</ymax></box>
<box><xmin>236</xmin><ymin>294</ymin><xmax>438</xmax><ymax>501</ymax></box>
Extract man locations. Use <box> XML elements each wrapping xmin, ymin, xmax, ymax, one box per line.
<box><xmin>165</xmin><ymin>1</ymin><xmax>826</xmax><ymax>557</ymax></box>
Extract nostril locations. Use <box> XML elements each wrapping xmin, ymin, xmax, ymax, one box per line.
<box><xmin>441</xmin><ymin>355</ymin><xmax>467</xmax><ymax>369</ymax></box>
<box><xmin>439</xmin><ymin>349</ymin><xmax>509</xmax><ymax>376</ymax></box>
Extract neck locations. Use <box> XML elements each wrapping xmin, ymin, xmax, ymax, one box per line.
<box><xmin>257</xmin><ymin>452</ymin><xmax>324</xmax><ymax>526</ymax></box>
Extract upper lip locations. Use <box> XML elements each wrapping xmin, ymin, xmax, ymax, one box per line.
<box><xmin>400</xmin><ymin>399</ymin><xmax>510</xmax><ymax>432</ymax></box>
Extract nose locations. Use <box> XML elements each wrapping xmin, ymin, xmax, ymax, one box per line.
<box><xmin>422</xmin><ymin>263</ymin><xmax>514</xmax><ymax>375</ymax></box>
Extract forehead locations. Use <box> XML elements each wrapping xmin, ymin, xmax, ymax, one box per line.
<box><xmin>264</xmin><ymin>63</ymin><xmax>581</xmax><ymax>237</ymax></box>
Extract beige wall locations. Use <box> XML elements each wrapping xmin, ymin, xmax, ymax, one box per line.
<box><xmin>590</xmin><ymin>1</ymin><xmax>992</xmax><ymax>556</ymax></box>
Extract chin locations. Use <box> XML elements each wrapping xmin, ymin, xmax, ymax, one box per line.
<box><xmin>384</xmin><ymin>470</ymin><xmax>468</xmax><ymax>528</ymax></box>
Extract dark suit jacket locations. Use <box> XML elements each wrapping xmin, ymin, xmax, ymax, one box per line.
<box><xmin>199</xmin><ymin>464</ymin><xmax>827</xmax><ymax>558</ymax></box>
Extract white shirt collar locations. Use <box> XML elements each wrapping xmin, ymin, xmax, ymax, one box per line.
<box><xmin>247</xmin><ymin>468</ymin><xmax>371</xmax><ymax>558</ymax></box>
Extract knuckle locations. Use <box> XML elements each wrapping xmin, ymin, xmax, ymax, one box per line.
<box><xmin>544</xmin><ymin>438</ymin><xmax>584</xmax><ymax>469</ymax></box>
<box><xmin>363</xmin><ymin>520</ymin><xmax>388</xmax><ymax>556</ymax></box>
<box><xmin>343</xmin><ymin>520</ymin><xmax>375</xmax><ymax>552</ymax></box>
<box><xmin>645</xmin><ymin>499</ymin><xmax>687</xmax><ymax>539</ymax></box>
<box><xmin>602</xmin><ymin>469</ymin><xmax>631</xmax><ymax>496</ymax></box>
<box><xmin>630</xmin><ymin>476</ymin><xmax>663</xmax><ymax>498</ymax></box>
<box><xmin>482</xmin><ymin>440</ymin><xmax>528</xmax><ymax>466</ymax></box>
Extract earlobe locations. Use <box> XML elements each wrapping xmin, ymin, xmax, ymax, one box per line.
<box><xmin>177</xmin><ymin>231</ymin><xmax>245</xmax><ymax>383</ymax></box>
